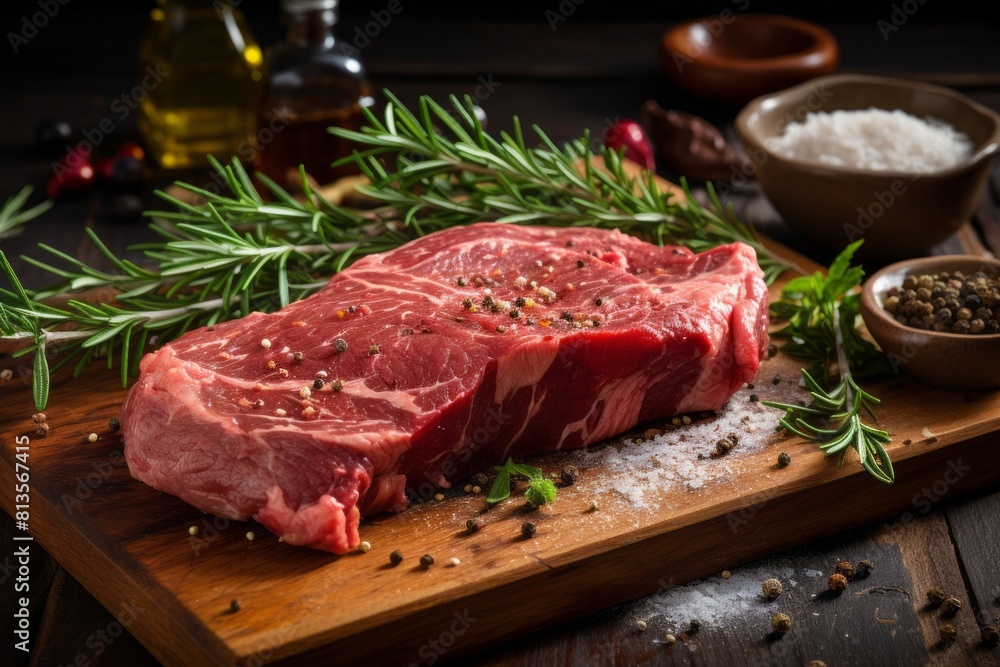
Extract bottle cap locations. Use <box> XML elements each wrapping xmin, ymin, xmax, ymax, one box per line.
<box><xmin>282</xmin><ymin>0</ymin><xmax>337</xmax><ymax>12</ymax></box>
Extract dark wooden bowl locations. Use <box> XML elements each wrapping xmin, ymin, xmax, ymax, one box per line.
<box><xmin>660</xmin><ymin>14</ymin><xmax>838</xmax><ymax>104</ymax></box>
<box><xmin>736</xmin><ymin>74</ymin><xmax>1000</xmax><ymax>261</ymax></box>
<box><xmin>860</xmin><ymin>255</ymin><xmax>1000</xmax><ymax>390</ymax></box>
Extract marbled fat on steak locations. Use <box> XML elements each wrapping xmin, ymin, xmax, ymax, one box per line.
<box><xmin>122</xmin><ymin>224</ymin><xmax>769</xmax><ymax>552</ymax></box>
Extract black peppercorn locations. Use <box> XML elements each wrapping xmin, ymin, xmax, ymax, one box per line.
<box><xmin>940</xmin><ymin>623</ymin><xmax>957</xmax><ymax>643</ymax></box>
<box><xmin>576</xmin><ymin>260</ymin><xmax>585</xmax><ymax>268</ymax></box>
<box><xmin>420</xmin><ymin>554</ymin><xmax>434</xmax><ymax>568</ymax></box>
<box><xmin>466</xmin><ymin>518</ymin><xmax>480</xmax><ymax>534</ymax></box>
<box><xmin>514</xmin><ymin>297</ymin><xmax>526</xmax><ymax>308</ymax></box>
<box><xmin>927</xmin><ymin>587</ymin><xmax>947</xmax><ymax>606</ymax></box>
<box><xmin>982</xmin><ymin>625</ymin><xmax>999</xmax><ymax>646</ymax></box>
<box><xmin>560</xmin><ymin>465</ymin><xmax>580</xmax><ymax>485</ymax></box>
<box><xmin>941</xmin><ymin>597</ymin><xmax>962</xmax><ymax>617</ymax></box>
<box><xmin>521</xmin><ymin>521</ymin><xmax>536</xmax><ymax>538</ymax></box>
<box><xmin>313</xmin><ymin>377</ymin><xmax>325</xmax><ymax>390</ymax></box>
<box><xmin>228</xmin><ymin>599</ymin><xmax>241</xmax><ymax>613</ymax></box>
<box><xmin>108</xmin><ymin>418</ymin><xmax>121</xmax><ymax>432</ymax></box>
<box><xmin>855</xmin><ymin>559</ymin><xmax>873</xmax><ymax>579</ymax></box>
<box><xmin>334</xmin><ymin>338</ymin><xmax>348</xmax><ymax>353</ymax></box>
<box><xmin>390</xmin><ymin>549</ymin><xmax>403</xmax><ymax>565</ymax></box>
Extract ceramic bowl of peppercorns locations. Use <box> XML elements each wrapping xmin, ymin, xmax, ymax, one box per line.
<box><xmin>860</xmin><ymin>255</ymin><xmax>1000</xmax><ymax>390</ymax></box>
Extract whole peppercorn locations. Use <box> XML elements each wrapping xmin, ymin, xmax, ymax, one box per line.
<box><xmin>108</xmin><ymin>417</ymin><xmax>121</xmax><ymax>432</ymax></box>
<box><xmin>560</xmin><ymin>465</ymin><xmax>580</xmax><ymax>486</ymax></box>
<box><xmin>855</xmin><ymin>559</ymin><xmax>873</xmax><ymax>579</ymax></box>
<box><xmin>687</xmin><ymin>619</ymin><xmax>702</xmax><ymax>635</ymax></box>
<box><xmin>939</xmin><ymin>623</ymin><xmax>957</xmax><ymax>644</ymax></box>
<box><xmin>420</xmin><ymin>554</ymin><xmax>434</xmax><ymax>568</ymax></box>
<box><xmin>771</xmin><ymin>612</ymin><xmax>792</xmax><ymax>634</ymax></box>
<box><xmin>465</xmin><ymin>518</ymin><xmax>481</xmax><ymax>534</ymax></box>
<box><xmin>935</xmin><ymin>308</ymin><xmax>953</xmax><ymax>324</ymax></box>
<box><xmin>884</xmin><ymin>295</ymin><xmax>900</xmax><ymax>313</ymax></box>
<box><xmin>762</xmin><ymin>578</ymin><xmax>783</xmax><ymax>599</ymax></box>
<box><xmin>828</xmin><ymin>573</ymin><xmax>848</xmax><ymax>592</ymax></box>
<box><xmin>981</xmin><ymin>625</ymin><xmax>999</xmax><ymax>646</ymax></box>
<box><xmin>663</xmin><ymin>633</ymin><xmax>676</xmax><ymax>647</ymax></box>
<box><xmin>312</xmin><ymin>377</ymin><xmax>325</xmax><ymax>390</ymax></box>
<box><xmin>389</xmin><ymin>549</ymin><xmax>403</xmax><ymax>565</ymax></box>
<box><xmin>835</xmin><ymin>560</ymin><xmax>855</xmax><ymax>580</ymax></box>
<box><xmin>777</xmin><ymin>452</ymin><xmax>791</xmax><ymax>468</ymax></box>
<box><xmin>767</xmin><ymin>343</ymin><xmax>778</xmax><ymax>359</ymax></box>
<box><xmin>32</xmin><ymin>412</ymin><xmax>47</xmax><ymax>423</ymax></box>
<box><xmin>333</xmin><ymin>338</ymin><xmax>348</xmax><ymax>353</ymax></box>
<box><xmin>521</xmin><ymin>521</ymin><xmax>536</xmax><ymax>538</ymax></box>
<box><xmin>970</xmin><ymin>319</ymin><xmax>986</xmax><ymax>334</ymax></box>
<box><xmin>35</xmin><ymin>423</ymin><xmax>49</xmax><ymax>437</ymax></box>
<box><xmin>952</xmin><ymin>320</ymin><xmax>971</xmax><ymax>334</ymax></box>
<box><xmin>711</xmin><ymin>438</ymin><xmax>733</xmax><ymax>458</ymax></box>
<box><xmin>926</xmin><ymin>587</ymin><xmax>947</xmax><ymax>607</ymax></box>
<box><xmin>916</xmin><ymin>287</ymin><xmax>932</xmax><ymax>302</ymax></box>
<box><xmin>941</xmin><ymin>597</ymin><xmax>962</xmax><ymax>617</ymax></box>
<box><xmin>471</xmin><ymin>472</ymin><xmax>489</xmax><ymax>487</ymax></box>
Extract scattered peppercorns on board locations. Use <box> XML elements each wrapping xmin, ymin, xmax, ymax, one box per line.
<box><xmin>560</xmin><ymin>465</ymin><xmax>580</xmax><ymax>486</ymax></box>
<box><xmin>835</xmin><ymin>560</ymin><xmax>855</xmax><ymax>579</ymax></box>
<box><xmin>828</xmin><ymin>573</ymin><xmax>848</xmax><ymax>593</ymax></box>
<box><xmin>771</xmin><ymin>612</ymin><xmax>792</xmax><ymax>634</ymax></box>
<box><xmin>941</xmin><ymin>597</ymin><xmax>962</xmax><ymax>617</ymax></box>
<box><xmin>927</xmin><ymin>587</ymin><xmax>948</xmax><ymax>606</ymax></box>
<box><xmin>883</xmin><ymin>271</ymin><xmax>1000</xmax><ymax>334</ymax></box>
<box><xmin>762</xmin><ymin>578</ymin><xmax>783</xmax><ymax>599</ymax></box>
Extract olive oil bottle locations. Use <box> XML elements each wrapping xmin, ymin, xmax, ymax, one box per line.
<box><xmin>137</xmin><ymin>0</ymin><xmax>262</xmax><ymax>169</ymax></box>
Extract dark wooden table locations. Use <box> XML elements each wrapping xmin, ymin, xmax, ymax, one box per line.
<box><xmin>2</xmin><ymin>13</ymin><xmax>1000</xmax><ymax>667</ymax></box>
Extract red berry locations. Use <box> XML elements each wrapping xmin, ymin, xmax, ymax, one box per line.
<box><xmin>47</xmin><ymin>161</ymin><xmax>95</xmax><ymax>198</ymax></box>
<box><xmin>116</xmin><ymin>142</ymin><xmax>145</xmax><ymax>161</ymax></box>
<box><xmin>604</xmin><ymin>119</ymin><xmax>656</xmax><ymax>170</ymax></box>
<box><xmin>96</xmin><ymin>156</ymin><xmax>117</xmax><ymax>181</ymax></box>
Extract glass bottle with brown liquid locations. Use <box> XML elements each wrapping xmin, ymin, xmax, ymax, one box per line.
<box><xmin>137</xmin><ymin>0</ymin><xmax>262</xmax><ymax>169</ymax></box>
<box><xmin>255</xmin><ymin>0</ymin><xmax>373</xmax><ymax>185</ymax></box>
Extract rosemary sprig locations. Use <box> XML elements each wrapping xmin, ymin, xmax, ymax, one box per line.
<box><xmin>330</xmin><ymin>91</ymin><xmax>794</xmax><ymax>283</ymax></box>
<box><xmin>487</xmin><ymin>457</ymin><xmax>558</xmax><ymax>506</ymax></box>
<box><xmin>0</xmin><ymin>186</ymin><xmax>52</xmax><ymax>241</ymax></box>
<box><xmin>763</xmin><ymin>241</ymin><xmax>895</xmax><ymax>483</ymax></box>
<box><xmin>3</xmin><ymin>93</ymin><xmax>795</xmax><ymax>412</ymax></box>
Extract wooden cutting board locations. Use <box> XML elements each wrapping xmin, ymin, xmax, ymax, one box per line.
<box><xmin>3</xmin><ymin>239</ymin><xmax>1000</xmax><ymax>667</ymax></box>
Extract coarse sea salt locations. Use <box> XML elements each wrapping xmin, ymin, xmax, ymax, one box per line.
<box><xmin>566</xmin><ymin>377</ymin><xmax>808</xmax><ymax>511</ymax></box>
<box><xmin>768</xmin><ymin>107</ymin><xmax>973</xmax><ymax>173</ymax></box>
<box><xmin>635</xmin><ymin>561</ymin><xmax>799</xmax><ymax>630</ymax></box>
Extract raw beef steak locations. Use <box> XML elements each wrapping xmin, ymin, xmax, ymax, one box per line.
<box><xmin>122</xmin><ymin>224</ymin><xmax>769</xmax><ymax>552</ymax></box>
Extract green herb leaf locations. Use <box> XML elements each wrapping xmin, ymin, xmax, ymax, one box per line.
<box><xmin>487</xmin><ymin>466</ymin><xmax>511</xmax><ymax>504</ymax></box>
<box><xmin>766</xmin><ymin>242</ymin><xmax>894</xmax><ymax>484</ymax></box>
<box><xmin>525</xmin><ymin>477</ymin><xmax>558</xmax><ymax>505</ymax></box>
<box><xmin>487</xmin><ymin>457</ymin><xmax>558</xmax><ymax>506</ymax></box>
<box><xmin>33</xmin><ymin>341</ymin><xmax>49</xmax><ymax>411</ymax></box>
